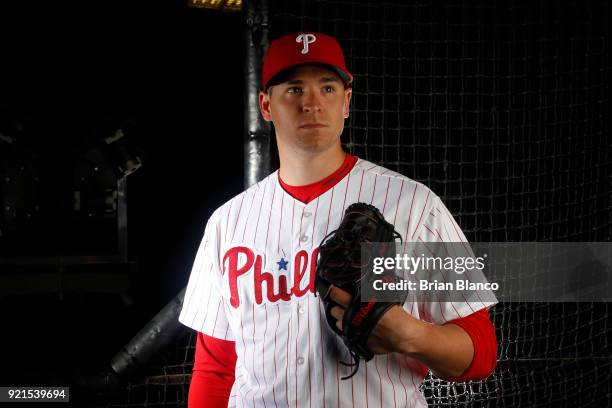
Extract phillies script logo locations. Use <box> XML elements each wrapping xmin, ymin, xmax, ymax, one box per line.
<box><xmin>223</xmin><ymin>246</ymin><xmax>319</xmax><ymax>308</ymax></box>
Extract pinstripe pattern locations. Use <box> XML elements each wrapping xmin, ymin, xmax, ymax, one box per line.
<box><xmin>179</xmin><ymin>158</ymin><xmax>495</xmax><ymax>407</ymax></box>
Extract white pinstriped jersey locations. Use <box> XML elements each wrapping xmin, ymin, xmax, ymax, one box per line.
<box><xmin>179</xmin><ymin>158</ymin><xmax>496</xmax><ymax>408</ymax></box>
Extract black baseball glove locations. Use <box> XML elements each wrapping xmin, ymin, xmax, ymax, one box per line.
<box><xmin>315</xmin><ymin>202</ymin><xmax>403</xmax><ymax>379</ymax></box>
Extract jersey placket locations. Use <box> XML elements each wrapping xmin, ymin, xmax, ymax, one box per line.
<box><xmin>288</xmin><ymin>202</ymin><xmax>315</xmax><ymax>408</ymax></box>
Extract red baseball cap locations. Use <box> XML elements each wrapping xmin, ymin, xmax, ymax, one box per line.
<box><xmin>262</xmin><ymin>32</ymin><xmax>353</xmax><ymax>90</ymax></box>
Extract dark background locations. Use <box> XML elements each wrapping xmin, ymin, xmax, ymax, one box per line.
<box><xmin>0</xmin><ymin>0</ymin><xmax>244</xmax><ymax>386</ymax></box>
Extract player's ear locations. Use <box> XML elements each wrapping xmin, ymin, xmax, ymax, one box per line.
<box><xmin>343</xmin><ymin>87</ymin><xmax>352</xmax><ymax>119</ymax></box>
<box><xmin>259</xmin><ymin>90</ymin><xmax>273</xmax><ymax>122</ymax></box>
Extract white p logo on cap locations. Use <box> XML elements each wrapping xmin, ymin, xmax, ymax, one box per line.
<box><xmin>296</xmin><ymin>33</ymin><xmax>317</xmax><ymax>54</ymax></box>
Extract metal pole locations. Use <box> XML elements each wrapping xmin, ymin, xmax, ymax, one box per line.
<box><xmin>244</xmin><ymin>0</ymin><xmax>271</xmax><ymax>188</ymax></box>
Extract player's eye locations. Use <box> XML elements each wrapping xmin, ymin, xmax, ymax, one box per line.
<box><xmin>323</xmin><ymin>85</ymin><xmax>336</xmax><ymax>93</ymax></box>
<box><xmin>287</xmin><ymin>87</ymin><xmax>303</xmax><ymax>94</ymax></box>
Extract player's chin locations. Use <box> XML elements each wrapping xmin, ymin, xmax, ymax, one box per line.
<box><xmin>297</xmin><ymin>131</ymin><xmax>332</xmax><ymax>145</ymax></box>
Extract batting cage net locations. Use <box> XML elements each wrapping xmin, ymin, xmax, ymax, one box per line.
<box><xmin>105</xmin><ymin>0</ymin><xmax>610</xmax><ymax>407</ymax></box>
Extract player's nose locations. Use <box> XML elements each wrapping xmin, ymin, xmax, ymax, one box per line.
<box><xmin>301</xmin><ymin>90</ymin><xmax>323</xmax><ymax>113</ymax></box>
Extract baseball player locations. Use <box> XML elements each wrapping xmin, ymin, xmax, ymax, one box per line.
<box><xmin>179</xmin><ymin>32</ymin><xmax>498</xmax><ymax>408</ymax></box>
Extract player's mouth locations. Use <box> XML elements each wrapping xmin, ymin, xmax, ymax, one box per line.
<box><xmin>299</xmin><ymin>123</ymin><xmax>327</xmax><ymax>129</ymax></box>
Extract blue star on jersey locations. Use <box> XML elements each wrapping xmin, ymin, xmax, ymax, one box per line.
<box><xmin>277</xmin><ymin>257</ymin><xmax>289</xmax><ymax>271</ymax></box>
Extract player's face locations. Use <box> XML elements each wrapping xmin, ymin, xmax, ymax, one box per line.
<box><xmin>259</xmin><ymin>65</ymin><xmax>352</xmax><ymax>155</ymax></box>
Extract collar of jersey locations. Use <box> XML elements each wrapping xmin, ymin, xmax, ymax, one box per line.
<box><xmin>278</xmin><ymin>153</ymin><xmax>358</xmax><ymax>204</ymax></box>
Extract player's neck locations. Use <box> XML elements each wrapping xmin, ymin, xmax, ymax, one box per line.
<box><xmin>278</xmin><ymin>145</ymin><xmax>346</xmax><ymax>186</ymax></box>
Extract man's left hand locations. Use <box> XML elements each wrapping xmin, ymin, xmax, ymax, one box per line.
<box><xmin>327</xmin><ymin>285</ymin><xmax>417</xmax><ymax>355</ymax></box>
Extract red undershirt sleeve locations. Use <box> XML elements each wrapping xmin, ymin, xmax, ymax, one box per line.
<box><xmin>445</xmin><ymin>308</ymin><xmax>498</xmax><ymax>382</ymax></box>
<box><xmin>188</xmin><ymin>332</ymin><xmax>238</xmax><ymax>408</ymax></box>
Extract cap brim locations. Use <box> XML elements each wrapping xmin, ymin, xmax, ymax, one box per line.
<box><xmin>265</xmin><ymin>63</ymin><xmax>353</xmax><ymax>90</ymax></box>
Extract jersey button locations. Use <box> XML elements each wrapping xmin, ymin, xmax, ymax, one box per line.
<box><xmin>298</xmin><ymin>306</ymin><xmax>305</xmax><ymax>314</ymax></box>
<box><xmin>300</xmin><ymin>235</ymin><xmax>308</xmax><ymax>242</ymax></box>
<box><xmin>297</xmin><ymin>357</ymin><xmax>305</xmax><ymax>365</ymax></box>
<box><xmin>304</xmin><ymin>212</ymin><xmax>311</xmax><ymax>218</ymax></box>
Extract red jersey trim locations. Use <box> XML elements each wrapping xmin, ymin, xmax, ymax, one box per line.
<box><xmin>279</xmin><ymin>153</ymin><xmax>358</xmax><ymax>204</ymax></box>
